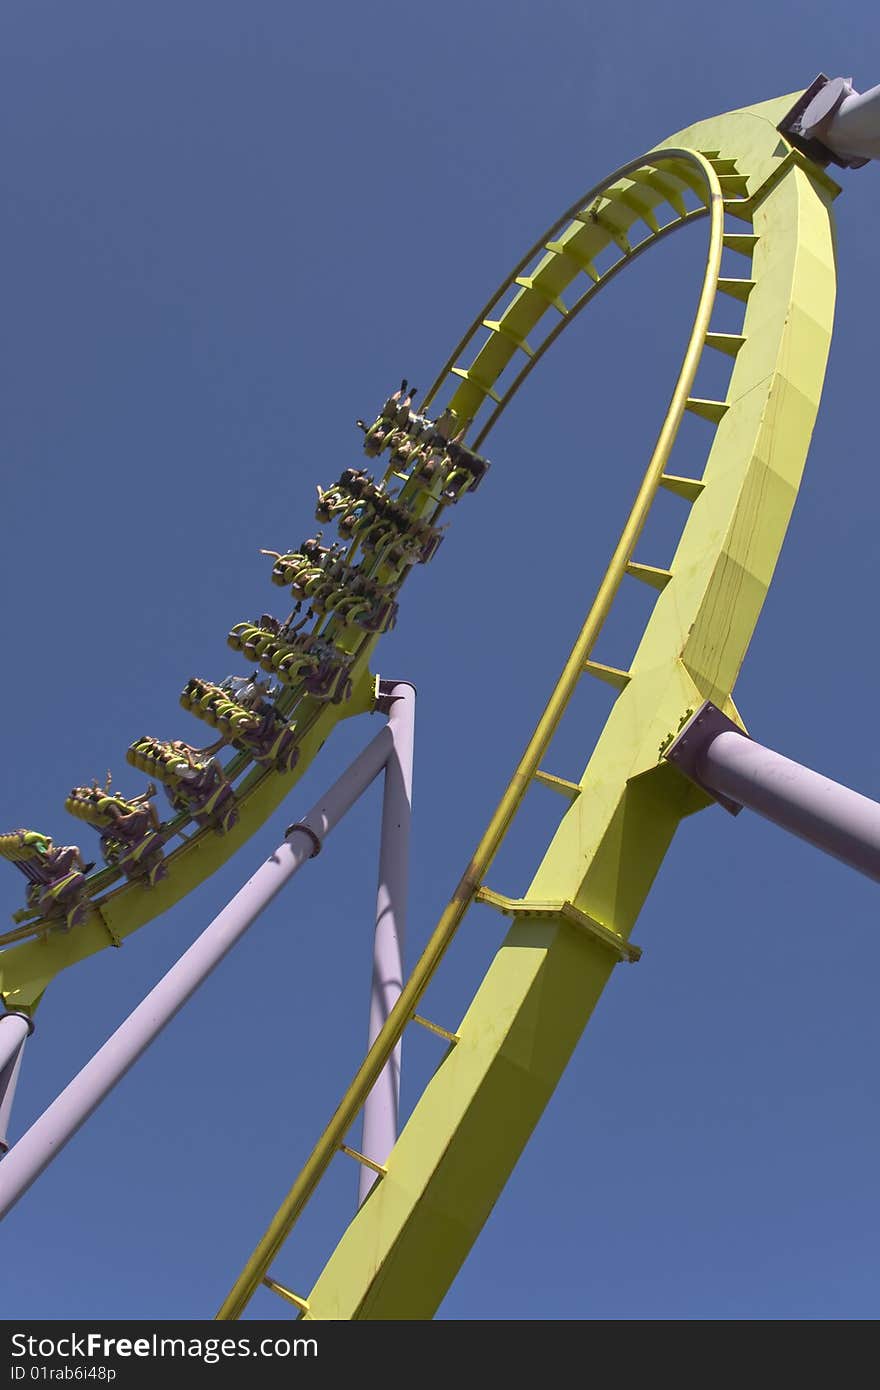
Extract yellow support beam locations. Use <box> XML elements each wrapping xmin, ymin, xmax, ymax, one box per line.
<box><xmin>218</xmin><ymin>95</ymin><xmax>839</xmax><ymax>1321</ymax></box>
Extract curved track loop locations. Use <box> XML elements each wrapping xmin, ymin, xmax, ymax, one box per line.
<box><xmin>216</xmin><ymin>94</ymin><xmax>840</xmax><ymax>1319</ymax></box>
<box><xmin>0</xmin><ymin>149</ymin><xmax>726</xmax><ymax>1009</ymax></box>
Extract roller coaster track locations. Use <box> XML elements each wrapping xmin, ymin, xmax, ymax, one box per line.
<box><xmin>1</xmin><ymin>90</ymin><xmax>841</xmax><ymax>1317</ymax></box>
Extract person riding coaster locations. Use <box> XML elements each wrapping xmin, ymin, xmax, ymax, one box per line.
<box><xmin>410</xmin><ymin>444</ymin><xmax>448</xmax><ymax>485</ymax></box>
<box><xmin>367</xmin><ymin>379</ymin><xmax>417</xmax><ymax>432</ymax></box>
<box><xmin>323</xmin><ymin>579</ymin><xmax>398</xmax><ymax>633</ymax></box>
<box><xmin>387</xmin><ymin>433</ymin><xmax>424</xmax><ymax>468</ymax></box>
<box><xmin>125</xmin><ymin>738</ymin><xmax>238</xmax><ymax>834</ymax></box>
<box><xmin>217</xmin><ymin>670</ymin><xmax>282</xmax><ymax>710</ymax></box>
<box><xmin>356</xmin><ymin>384</ymin><xmax>457</xmax><ymax>458</ymax></box>
<box><xmin>355</xmin><ymin>377</ymin><xmax>416</xmax><ymax>454</ymax></box>
<box><xmin>0</xmin><ymin>829</ymin><xmax>92</xmax><ymax>933</ymax></box>
<box><xmin>299</xmin><ymin>640</ymin><xmax>355</xmax><ymax>703</ymax></box>
<box><xmin>390</xmin><ymin>427</ymin><xmax>489</xmax><ymax>499</ymax></box>
<box><xmin>65</xmin><ymin>775</ymin><xmax>168</xmax><ymax>888</ymax></box>
<box><xmin>262</xmin><ymin>539</ymin><xmax>348</xmax><ymax>601</ymax></box>
<box><xmin>353</xmin><ymin>506</ymin><xmax>443</xmax><ymax>565</ymax></box>
<box><xmin>227</xmin><ymin>614</ymin><xmax>291</xmax><ymax>664</ymax></box>
<box><xmin>314</xmin><ymin>471</ymin><xmax>378</xmax><ymax>524</ymax></box>
<box><xmin>180</xmin><ymin>677</ymin><xmax>299</xmax><ymax>773</ymax></box>
<box><xmin>227</xmin><ymin>618</ymin><xmax>318</xmax><ymax>679</ymax></box>
<box><xmin>182</xmin><ymin>676</ymin><xmax>267</xmax><ymax>732</ymax></box>
<box><xmin>65</xmin><ymin>775</ymin><xmax>160</xmax><ymax>832</ymax></box>
<box><xmin>229</xmin><ymin>613</ymin><xmax>353</xmax><ymax>699</ymax></box>
<box><xmin>315</xmin><ymin>475</ymin><xmax>443</xmax><ymax>563</ymax></box>
<box><xmin>261</xmin><ymin>542</ymin><xmax>399</xmax><ymax>631</ymax></box>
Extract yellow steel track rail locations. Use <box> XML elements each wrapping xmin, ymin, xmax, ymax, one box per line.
<box><xmin>217</xmin><ymin>141</ymin><xmax>726</xmax><ymax>1319</ymax></box>
<box><xmin>219</xmin><ymin>92</ymin><xmax>841</xmax><ymax>1319</ymax></box>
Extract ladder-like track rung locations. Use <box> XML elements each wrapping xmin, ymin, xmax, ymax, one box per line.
<box><xmin>625</xmin><ymin>561</ymin><xmax>672</xmax><ymax>591</ymax></box>
<box><xmin>545</xmin><ymin>240</ymin><xmax>601</xmax><ymax>282</ymax></box>
<box><xmin>722</xmin><ymin>233</ymin><xmax>759</xmax><ymax>258</ymax></box>
<box><xmin>685</xmin><ymin>397</ymin><xmax>729</xmax><ymax>423</ymax></box>
<box><xmin>660</xmin><ymin>473</ymin><xmax>705</xmax><ymax>502</ymax></box>
<box><xmin>724</xmin><ymin>202</ymin><xmax>755</xmax><ymax>225</ymax></box>
<box><xmin>482</xmin><ymin>318</ymin><xmax>535</xmax><ymax>357</ymax></box>
<box><xmin>705</xmin><ymin>332</ymin><xmax>746</xmax><ymax>357</ymax></box>
<box><xmin>615</xmin><ymin>189</ymin><xmax>661</xmax><ymax>234</ymax></box>
<box><xmin>582</xmin><ymin>660</ymin><xmax>631</xmax><ymax>690</ymax></box>
<box><xmin>533</xmin><ymin>769</ymin><xmax>582</xmax><ymax>800</ymax></box>
<box><xmin>717</xmin><ymin>277</ymin><xmax>756</xmax><ymax>302</ymax></box>
<box><xmin>514</xmin><ymin>276</ymin><xmax>568</xmax><ymax>317</ymax></box>
<box><xmin>262</xmin><ymin>1277</ymin><xmax>310</xmax><ymax>1313</ymax></box>
<box><xmin>411</xmin><ymin>1013</ymin><xmax>459</xmax><ymax>1044</ymax></box>
<box><xmin>591</xmin><ymin>216</ymin><xmax>632</xmax><ymax>254</ymax></box>
<box><xmin>717</xmin><ymin>174</ymin><xmax>750</xmax><ymax>198</ymax></box>
<box><xmin>626</xmin><ymin>168</ymin><xmax>688</xmax><ymax>219</ymax></box>
<box><xmin>339</xmin><ymin>1144</ymin><xmax>388</xmax><ymax>1177</ymax></box>
<box><xmin>450</xmin><ymin>367</ymin><xmax>502</xmax><ymax>403</ymax></box>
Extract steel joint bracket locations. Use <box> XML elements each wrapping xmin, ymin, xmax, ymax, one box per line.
<box><xmin>663</xmin><ymin>700</ymin><xmax>746</xmax><ymax>816</ymax></box>
<box><xmin>475</xmin><ymin>886</ymin><xmax>641</xmax><ymax>963</ymax></box>
<box><xmin>778</xmin><ymin>74</ymin><xmax>871</xmax><ymax>169</ymax></box>
<box><xmin>374</xmin><ymin>676</ymin><xmax>417</xmax><ymax>715</ymax></box>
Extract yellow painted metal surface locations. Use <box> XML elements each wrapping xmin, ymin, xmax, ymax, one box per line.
<box><xmin>218</xmin><ymin>93</ymin><xmax>839</xmax><ymax>1319</ymax></box>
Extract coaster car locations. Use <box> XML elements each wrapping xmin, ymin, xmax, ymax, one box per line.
<box><xmin>263</xmin><ymin>536</ymin><xmax>345</xmax><ymax>593</ymax></box>
<box><xmin>65</xmin><ymin>777</ymin><xmax>167</xmax><ymax>887</ymax></box>
<box><xmin>227</xmin><ymin>614</ymin><xmax>290</xmax><ymax>665</ymax></box>
<box><xmin>228</xmin><ymin>619</ymin><xmax>320</xmax><ymax>681</ymax></box>
<box><xmin>0</xmin><ymin>829</ymin><xmax>91</xmax><ymax>932</ymax></box>
<box><xmin>325</xmin><ymin>574</ymin><xmax>398</xmax><ymax>633</ymax></box>
<box><xmin>298</xmin><ymin>638</ymin><xmax>355</xmax><ymax>703</ymax></box>
<box><xmin>315</xmin><ymin>473</ymin><xmax>442</xmax><ymax>564</ymax></box>
<box><xmin>262</xmin><ymin>541</ymin><xmax>398</xmax><ymax>632</ymax></box>
<box><xmin>180</xmin><ymin>676</ymin><xmax>299</xmax><ymax>772</ymax></box>
<box><xmin>356</xmin><ymin>389</ymin><xmax>490</xmax><ymax>504</ymax></box>
<box><xmin>357</xmin><ymin>383</ymin><xmax>461</xmax><ymax>459</ymax></box>
<box><xmin>227</xmin><ymin>621</ymin><xmax>353</xmax><ymax>701</ymax></box>
<box><xmin>126</xmin><ymin>738</ymin><xmax>238</xmax><ymax>834</ymax></box>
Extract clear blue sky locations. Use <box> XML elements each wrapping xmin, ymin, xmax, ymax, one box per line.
<box><xmin>3</xmin><ymin>1</ymin><xmax>878</xmax><ymax>1321</ymax></box>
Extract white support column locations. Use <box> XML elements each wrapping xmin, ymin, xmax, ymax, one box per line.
<box><xmin>0</xmin><ymin>1013</ymin><xmax>32</xmax><ymax>1153</ymax></box>
<box><xmin>666</xmin><ymin>702</ymin><xmax>880</xmax><ymax>882</ymax></box>
<box><xmin>823</xmin><ymin>81</ymin><xmax>880</xmax><ymax>161</ymax></box>
<box><xmin>358</xmin><ymin>681</ymin><xmax>415</xmax><ymax>1205</ymax></box>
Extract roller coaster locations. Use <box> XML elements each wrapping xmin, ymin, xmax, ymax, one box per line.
<box><xmin>1</xmin><ymin>82</ymin><xmax>878</xmax><ymax>1319</ymax></box>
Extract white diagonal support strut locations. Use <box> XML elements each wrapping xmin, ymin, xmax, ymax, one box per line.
<box><xmin>666</xmin><ymin>701</ymin><xmax>880</xmax><ymax>882</ymax></box>
<box><xmin>359</xmin><ymin>682</ymin><xmax>415</xmax><ymax>1206</ymax></box>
